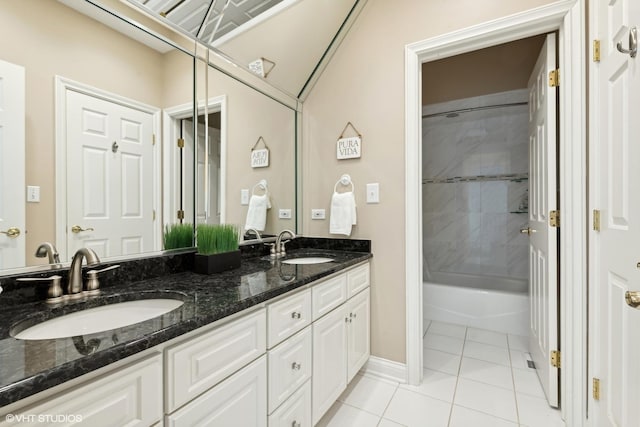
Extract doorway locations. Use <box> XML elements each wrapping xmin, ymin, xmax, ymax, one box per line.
<box><xmin>404</xmin><ymin>3</ymin><xmax>587</xmax><ymax>426</ymax></box>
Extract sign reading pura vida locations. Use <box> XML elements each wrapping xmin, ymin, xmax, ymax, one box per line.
<box><xmin>336</xmin><ymin>136</ymin><xmax>362</xmax><ymax>160</ymax></box>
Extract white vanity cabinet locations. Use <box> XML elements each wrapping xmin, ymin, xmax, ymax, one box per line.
<box><xmin>0</xmin><ymin>354</ymin><xmax>163</xmax><ymax>427</ymax></box>
<box><xmin>312</xmin><ymin>267</ymin><xmax>371</xmax><ymax>425</ymax></box>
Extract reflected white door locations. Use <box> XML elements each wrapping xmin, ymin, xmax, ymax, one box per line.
<box><xmin>65</xmin><ymin>89</ymin><xmax>155</xmax><ymax>260</ymax></box>
<box><xmin>185</xmin><ymin>122</ymin><xmax>219</xmax><ymax>225</ymax></box>
<box><xmin>591</xmin><ymin>1</ymin><xmax>640</xmax><ymax>425</ymax></box>
<box><xmin>0</xmin><ymin>59</ymin><xmax>25</xmax><ymax>269</ymax></box>
<box><xmin>527</xmin><ymin>33</ymin><xmax>559</xmax><ymax>407</ymax></box>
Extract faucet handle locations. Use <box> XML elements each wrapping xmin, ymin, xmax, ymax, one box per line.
<box><xmin>16</xmin><ymin>275</ymin><xmax>64</xmax><ymax>303</ymax></box>
<box><xmin>85</xmin><ymin>265</ymin><xmax>120</xmax><ymax>295</ymax></box>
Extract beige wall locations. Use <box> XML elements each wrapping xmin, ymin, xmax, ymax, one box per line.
<box><xmin>422</xmin><ymin>35</ymin><xmax>546</xmax><ymax>105</ymax></box>
<box><xmin>0</xmin><ymin>0</ymin><xmax>192</xmax><ymax>266</ymax></box>
<box><xmin>302</xmin><ymin>0</ymin><xmax>560</xmax><ymax>363</ymax></box>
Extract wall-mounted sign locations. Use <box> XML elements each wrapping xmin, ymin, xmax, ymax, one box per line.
<box><xmin>251</xmin><ymin>148</ymin><xmax>269</xmax><ymax>168</ymax></box>
<box><xmin>337</xmin><ymin>136</ymin><xmax>361</xmax><ymax>160</ymax></box>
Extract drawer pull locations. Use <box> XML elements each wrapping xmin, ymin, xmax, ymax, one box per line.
<box><xmin>291</xmin><ymin>362</ymin><xmax>301</xmax><ymax>370</ymax></box>
<box><xmin>291</xmin><ymin>422</ymin><xmax>301</xmax><ymax>427</ymax></box>
<box><xmin>291</xmin><ymin>311</ymin><xmax>301</xmax><ymax>319</ymax></box>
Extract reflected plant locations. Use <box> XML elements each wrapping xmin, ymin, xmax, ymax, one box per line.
<box><xmin>163</xmin><ymin>223</ymin><xmax>194</xmax><ymax>250</ymax></box>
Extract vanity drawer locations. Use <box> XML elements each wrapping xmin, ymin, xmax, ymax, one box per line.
<box><xmin>347</xmin><ymin>263</ymin><xmax>370</xmax><ymax>297</ymax></box>
<box><xmin>312</xmin><ymin>274</ymin><xmax>347</xmax><ymax>320</ymax></box>
<box><xmin>267</xmin><ymin>289</ymin><xmax>311</xmax><ymax>348</ymax></box>
<box><xmin>268</xmin><ymin>380</ymin><xmax>311</xmax><ymax>427</ymax></box>
<box><xmin>165</xmin><ymin>308</ymin><xmax>266</xmax><ymax>413</ymax></box>
<box><xmin>267</xmin><ymin>326</ymin><xmax>312</xmax><ymax>413</ymax></box>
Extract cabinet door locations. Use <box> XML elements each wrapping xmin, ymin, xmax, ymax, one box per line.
<box><xmin>166</xmin><ymin>355</ymin><xmax>267</xmax><ymax>427</ymax></box>
<box><xmin>347</xmin><ymin>288</ymin><xmax>370</xmax><ymax>382</ymax></box>
<box><xmin>268</xmin><ymin>380</ymin><xmax>311</xmax><ymax>427</ymax></box>
<box><xmin>312</xmin><ymin>304</ymin><xmax>348</xmax><ymax>425</ymax></box>
<box><xmin>311</xmin><ymin>274</ymin><xmax>347</xmax><ymax>320</ymax></box>
<box><xmin>1</xmin><ymin>355</ymin><xmax>162</xmax><ymax>427</ymax></box>
<box><xmin>268</xmin><ymin>326</ymin><xmax>312</xmax><ymax>413</ymax></box>
<box><xmin>347</xmin><ymin>263</ymin><xmax>370</xmax><ymax>298</ymax></box>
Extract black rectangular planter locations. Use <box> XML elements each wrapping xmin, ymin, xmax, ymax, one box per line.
<box><xmin>194</xmin><ymin>250</ymin><xmax>241</xmax><ymax>274</ymax></box>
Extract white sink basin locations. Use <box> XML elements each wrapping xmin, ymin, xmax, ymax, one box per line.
<box><xmin>282</xmin><ymin>257</ymin><xmax>334</xmax><ymax>265</ymax></box>
<box><xmin>13</xmin><ymin>299</ymin><xmax>184</xmax><ymax>340</ymax></box>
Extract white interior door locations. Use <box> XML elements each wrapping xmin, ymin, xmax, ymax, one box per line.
<box><xmin>0</xmin><ymin>59</ymin><xmax>25</xmax><ymax>269</ymax></box>
<box><xmin>190</xmin><ymin>122</ymin><xmax>219</xmax><ymax>225</ymax></box>
<box><xmin>65</xmin><ymin>89</ymin><xmax>155</xmax><ymax>260</ymax></box>
<box><xmin>527</xmin><ymin>33</ymin><xmax>559</xmax><ymax>407</ymax></box>
<box><xmin>591</xmin><ymin>1</ymin><xmax>640</xmax><ymax>425</ymax></box>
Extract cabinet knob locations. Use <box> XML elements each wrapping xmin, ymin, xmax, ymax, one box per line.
<box><xmin>291</xmin><ymin>421</ymin><xmax>301</xmax><ymax>427</ymax></box>
<box><xmin>291</xmin><ymin>311</ymin><xmax>301</xmax><ymax>319</ymax></box>
<box><xmin>291</xmin><ymin>362</ymin><xmax>301</xmax><ymax>370</ymax></box>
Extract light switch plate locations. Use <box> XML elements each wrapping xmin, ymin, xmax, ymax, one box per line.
<box><xmin>366</xmin><ymin>183</ymin><xmax>380</xmax><ymax>204</ymax></box>
<box><xmin>241</xmin><ymin>189</ymin><xmax>249</xmax><ymax>205</ymax></box>
<box><xmin>27</xmin><ymin>186</ymin><xmax>40</xmax><ymax>203</ymax></box>
<box><xmin>311</xmin><ymin>209</ymin><xmax>326</xmax><ymax>220</ymax></box>
<box><xmin>279</xmin><ymin>209</ymin><xmax>292</xmax><ymax>219</ymax></box>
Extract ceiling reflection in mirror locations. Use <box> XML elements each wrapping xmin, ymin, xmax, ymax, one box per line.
<box><xmin>0</xmin><ymin>0</ymin><xmax>298</xmax><ymax>274</ymax></box>
<box><xmin>128</xmin><ymin>0</ymin><xmax>361</xmax><ymax>96</ymax></box>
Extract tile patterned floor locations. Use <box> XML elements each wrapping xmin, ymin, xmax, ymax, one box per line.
<box><xmin>317</xmin><ymin>320</ymin><xmax>565</xmax><ymax>427</ymax></box>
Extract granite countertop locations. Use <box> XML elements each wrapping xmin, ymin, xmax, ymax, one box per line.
<box><xmin>0</xmin><ymin>248</ymin><xmax>371</xmax><ymax>407</ymax></box>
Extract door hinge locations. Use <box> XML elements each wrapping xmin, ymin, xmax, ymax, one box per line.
<box><xmin>551</xmin><ymin>350</ymin><xmax>561</xmax><ymax>368</ymax></box>
<box><xmin>177</xmin><ymin>138</ymin><xmax>185</xmax><ymax>148</ymax></box>
<box><xmin>593</xmin><ymin>40</ymin><xmax>601</xmax><ymax>62</ymax></box>
<box><xmin>593</xmin><ymin>209</ymin><xmax>601</xmax><ymax>231</ymax></box>
<box><xmin>548</xmin><ymin>69</ymin><xmax>560</xmax><ymax>87</ymax></box>
<box><xmin>177</xmin><ymin>209</ymin><xmax>184</xmax><ymax>220</ymax></box>
<box><xmin>152</xmin><ymin>134</ymin><xmax>156</xmax><ymax>145</ymax></box>
<box><xmin>593</xmin><ymin>377</ymin><xmax>601</xmax><ymax>400</ymax></box>
<box><xmin>153</xmin><ymin>210</ymin><xmax>156</xmax><ymax>221</ymax></box>
<box><xmin>550</xmin><ymin>210</ymin><xmax>560</xmax><ymax>227</ymax></box>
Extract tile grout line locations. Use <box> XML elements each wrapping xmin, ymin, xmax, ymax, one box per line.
<box><xmin>445</xmin><ymin>325</ymin><xmax>468</xmax><ymax>427</ymax></box>
<box><xmin>507</xmin><ymin>335</ymin><xmax>523</xmax><ymax>425</ymax></box>
<box><xmin>377</xmin><ymin>382</ymin><xmax>401</xmax><ymax>426</ymax></box>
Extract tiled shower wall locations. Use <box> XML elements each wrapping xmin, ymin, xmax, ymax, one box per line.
<box><xmin>422</xmin><ymin>90</ymin><xmax>529</xmax><ymax>281</ymax></box>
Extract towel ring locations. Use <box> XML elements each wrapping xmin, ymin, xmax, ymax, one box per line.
<box><xmin>252</xmin><ymin>179</ymin><xmax>268</xmax><ymax>195</ymax></box>
<box><xmin>334</xmin><ymin>174</ymin><xmax>354</xmax><ymax>193</ymax></box>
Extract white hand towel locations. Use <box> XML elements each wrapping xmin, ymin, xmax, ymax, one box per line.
<box><xmin>330</xmin><ymin>191</ymin><xmax>357</xmax><ymax>236</ymax></box>
<box><xmin>244</xmin><ymin>194</ymin><xmax>271</xmax><ymax>231</ymax></box>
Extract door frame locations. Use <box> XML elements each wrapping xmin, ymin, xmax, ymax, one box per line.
<box><xmin>55</xmin><ymin>76</ymin><xmax>161</xmax><ymax>262</ymax></box>
<box><xmin>404</xmin><ymin>0</ymin><xmax>587</xmax><ymax>425</ymax></box>
<box><xmin>162</xmin><ymin>96</ymin><xmax>227</xmax><ymax>226</ymax></box>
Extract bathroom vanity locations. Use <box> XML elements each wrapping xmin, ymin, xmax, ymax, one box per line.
<box><xmin>0</xmin><ymin>245</ymin><xmax>371</xmax><ymax>426</ymax></box>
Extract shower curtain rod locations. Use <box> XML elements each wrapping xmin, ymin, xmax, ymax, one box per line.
<box><xmin>422</xmin><ymin>101</ymin><xmax>528</xmax><ymax>119</ymax></box>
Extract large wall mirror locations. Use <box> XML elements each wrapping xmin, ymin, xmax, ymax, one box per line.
<box><xmin>0</xmin><ymin>0</ymin><xmax>298</xmax><ymax>274</ymax></box>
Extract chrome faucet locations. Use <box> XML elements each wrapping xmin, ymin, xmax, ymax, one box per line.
<box><xmin>68</xmin><ymin>248</ymin><xmax>100</xmax><ymax>296</ymax></box>
<box><xmin>273</xmin><ymin>229</ymin><xmax>296</xmax><ymax>258</ymax></box>
<box><xmin>245</xmin><ymin>228</ymin><xmax>263</xmax><ymax>241</ymax></box>
<box><xmin>35</xmin><ymin>242</ymin><xmax>61</xmax><ymax>265</ymax></box>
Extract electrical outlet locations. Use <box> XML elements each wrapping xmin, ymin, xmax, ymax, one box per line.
<box><xmin>311</xmin><ymin>209</ymin><xmax>326</xmax><ymax>219</ymax></box>
<box><xmin>241</xmin><ymin>189</ymin><xmax>249</xmax><ymax>205</ymax></box>
<box><xmin>279</xmin><ymin>209</ymin><xmax>292</xmax><ymax>219</ymax></box>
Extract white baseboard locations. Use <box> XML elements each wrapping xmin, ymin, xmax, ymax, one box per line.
<box><xmin>359</xmin><ymin>356</ymin><xmax>407</xmax><ymax>384</ymax></box>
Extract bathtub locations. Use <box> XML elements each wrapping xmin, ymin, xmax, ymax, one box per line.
<box><xmin>423</xmin><ymin>271</ymin><xmax>529</xmax><ymax>336</ymax></box>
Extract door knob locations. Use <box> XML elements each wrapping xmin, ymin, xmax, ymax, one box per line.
<box><xmin>520</xmin><ymin>227</ymin><xmax>536</xmax><ymax>236</ymax></box>
<box><xmin>625</xmin><ymin>291</ymin><xmax>640</xmax><ymax>308</ymax></box>
<box><xmin>616</xmin><ymin>26</ymin><xmax>638</xmax><ymax>58</ymax></box>
<box><xmin>0</xmin><ymin>227</ymin><xmax>21</xmax><ymax>238</ymax></box>
<box><xmin>71</xmin><ymin>225</ymin><xmax>94</xmax><ymax>234</ymax></box>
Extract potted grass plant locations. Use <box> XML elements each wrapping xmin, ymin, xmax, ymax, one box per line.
<box><xmin>163</xmin><ymin>223</ymin><xmax>194</xmax><ymax>250</ymax></box>
<box><xmin>194</xmin><ymin>224</ymin><xmax>241</xmax><ymax>274</ymax></box>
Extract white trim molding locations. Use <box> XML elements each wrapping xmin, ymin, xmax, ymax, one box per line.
<box><xmin>359</xmin><ymin>356</ymin><xmax>407</xmax><ymax>385</ymax></box>
<box><xmin>404</xmin><ymin>1</ymin><xmax>587</xmax><ymax>425</ymax></box>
